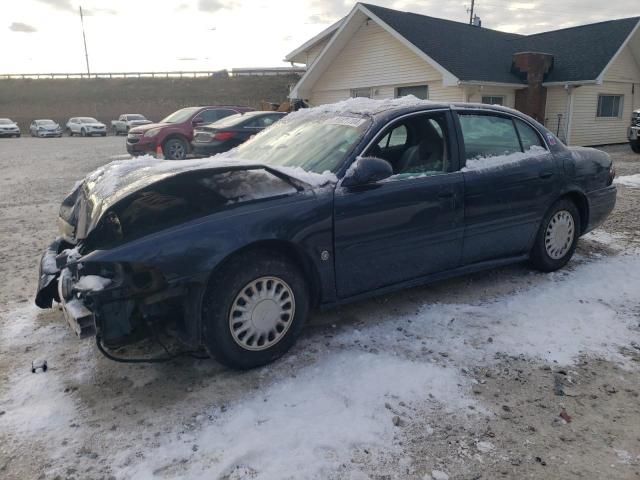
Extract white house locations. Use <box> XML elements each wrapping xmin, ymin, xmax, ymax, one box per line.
<box><xmin>286</xmin><ymin>3</ymin><xmax>640</xmax><ymax>146</ymax></box>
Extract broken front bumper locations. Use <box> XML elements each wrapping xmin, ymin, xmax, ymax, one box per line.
<box><xmin>35</xmin><ymin>238</ymin><xmax>97</xmax><ymax>338</ymax></box>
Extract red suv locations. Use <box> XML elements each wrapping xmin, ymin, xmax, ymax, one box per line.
<box><xmin>126</xmin><ymin>105</ymin><xmax>253</xmax><ymax>159</ymax></box>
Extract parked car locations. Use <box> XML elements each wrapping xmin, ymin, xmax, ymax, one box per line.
<box><xmin>111</xmin><ymin>114</ymin><xmax>152</xmax><ymax>136</ymax></box>
<box><xmin>629</xmin><ymin>109</ymin><xmax>640</xmax><ymax>153</ymax></box>
<box><xmin>0</xmin><ymin>118</ymin><xmax>21</xmax><ymax>137</ymax></box>
<box><xmin>192</xmin><ymin>111</ymin><xmax>286</xmax><ymax>156</ymax></box>
<box><xmin>66</xmin><ymin>117</ymin><xmax>107</xmax><ymax>137</ymax></box>
<box><xmin>30</xmin><ymin>119</ymin><xmax>63</xmax><ymax>138</ymax></box>
<box><xmin>126</xmin><ymin>105</ymin><xmax>253</xmax><ymax>160</ymax></box>
<box><xmin>35</xmin><ymin>100</ymin><xmax>617</xmax><ymax>370</ymax></box>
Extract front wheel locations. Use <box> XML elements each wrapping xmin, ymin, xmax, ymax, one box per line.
<box><xmin>530</xmin><ymin>199</ymin><xmax>580</xmax><ymax>272</ymax></box>
<box><xmin>80</xmin><ymin>128</ymin><xmax>87</xmax><ymax>137</ymax></box>
<box><xmin>163</xmin><ymin>138</ymin><xmax>188</xmax><ymax>160</ymax></box>
<box><xmin>67</xmin><ymin>128</ymin><xmax>73</xmax><ymax>137</ymax></box>
<box><xmin>202</xmin><ymin>250</ymin><xmax>309</xmax><ymax>369</ymax></box>
<box><xmin>631</xmin><ymin>140</ymin><xmax>640</xmax><ymax>154</ymax></box>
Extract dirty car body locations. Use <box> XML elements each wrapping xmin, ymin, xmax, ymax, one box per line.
<box><xmin>36</xmin><ymin>99</ymin><xmax>617</xmax><ymax>368</ymax></box>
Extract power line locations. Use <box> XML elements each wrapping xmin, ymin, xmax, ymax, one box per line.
<box><xmin>467</xmin><ymin>0</ymin><xmax>475</xmax><ymax>25</ymax></box>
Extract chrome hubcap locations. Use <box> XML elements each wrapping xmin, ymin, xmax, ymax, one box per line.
<box><xmin>545</xmin><ymin>210</ymin><xmax>575</xmax><ymax>259</ymax></box>
<box><xmin>229</xmin><ymin>276</ymin><xmax>295</xmax><ymax>351</ymax></box>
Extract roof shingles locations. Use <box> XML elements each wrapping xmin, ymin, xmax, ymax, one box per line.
<box><xmin>361</xmin><ymin>3</ymin><xmax>639</xmax><ymax>84</ymax></box>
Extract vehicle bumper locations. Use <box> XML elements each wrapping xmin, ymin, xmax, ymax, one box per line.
<box><xmin>191</xmin><ymin>144</ymin><xmax>229</xmax><ymax>157</ymax></box>
<box><xmin>38</xmin><ymin>131</ymin><xmax>62</xmax><ymax>137</ymax></box>
<box><xmin>584</xmin><ymin>185</ymin><xmax>617</xmax><ymax>234</ymax></box>
<box><xmin>126</xmin><ymin>136</ymin><xmax>156</xmax><ymax>155</ymax></box>
<box><xmin>629</xmin><ymin>126</ymin><xmax>639</xmax><ymax>142</ymax></box>
<box><xmin>0</xmin><ymin>130</ymin><xmax>20</xmax><ymax>137</ymax></box>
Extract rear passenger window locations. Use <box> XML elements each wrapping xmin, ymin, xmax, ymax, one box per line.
<box><xmin>515</xmin><ymin>119</ymin><xmax>544</xmax><ymax>151</ymax></box>
<box><xmin>459</xmin><ymin>114</ymin><xmax>521</xmax><ymax>160</ymax></box>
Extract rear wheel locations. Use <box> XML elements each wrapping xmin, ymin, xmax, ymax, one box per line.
<box><xmin>530</xmin><ymin>199</ymin><xmax>580</xmax><ymax>272</ymax></box>
<box><xmin>202</xmin><ymin>250</ymin><xmax>309</xmax><ymax>369</ymax></box>
<box><xmin>163</xmin><ymin>137</ymin><xmax>188</xmax><ymax>160</ymax></box>
<box><xmin>631</xmin><ymin>140</ymin><xmax>640</xmax><ymax>154</ymax></box>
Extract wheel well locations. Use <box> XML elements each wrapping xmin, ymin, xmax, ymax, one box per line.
<box><xmin>208</xmin><ymin>240</ymin><xmax>322</xmax><ymax>307</ymax></box>
<box><xmin>162</xmin><ymin>134</ymin><xmax>190</xmax><ymax>150</ymax></box>
<box><xmin>561</xmin><ymin>191</ymin><xmax>589</xmax><ymax>234</ymax></box>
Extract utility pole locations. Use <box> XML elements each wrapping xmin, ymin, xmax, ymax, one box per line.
<box><xmin>79</xmin><ymin>6</ymin><xmax>91</xmax><ymax>76</ymax></box>
<box><xmin>468</xmin><ymin>0</ymin><xmax>475</xmax><ymax>25</ymax></box>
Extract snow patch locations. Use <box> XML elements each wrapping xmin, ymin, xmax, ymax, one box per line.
<box><xmin>116</xmin><ymin>353</ymin><xmax>473</xmax><ymax>479</ymax></box>
<box><xmin>462</xmin><ymin>146</ymin><xmax>548</xmax><ymax>172</ymax></box>
<box><xmin>614</xmin><ymin>174</ymin><xmax>640</xmax><ymax>188</ymax></box>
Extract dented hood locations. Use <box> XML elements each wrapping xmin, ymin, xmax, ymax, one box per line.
<box><xmin>58</xmin><ymin>156</ymin><xmax>310</xmax><ymax>241</ymax></box>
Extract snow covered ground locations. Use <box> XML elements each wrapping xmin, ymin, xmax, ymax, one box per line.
<box><xmin>1</xmin><ymin>139</ymin><xmax>640</xmax><ymax>480</ymax></box>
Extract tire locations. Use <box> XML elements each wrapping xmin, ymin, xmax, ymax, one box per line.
<box><xmin>530</xmin><ymin>199</ymin><xmax>581</xmax><ymax>272</ymax></box>
<box><xmin>101</xmin><ymin>133</ymin><xmax>106</xmax><ymax>137</ymax></box>
<box><xmin>631</xmin><ymin>141</ymin><xmax>640</xmax><ymax>154</ymax></box>
<box><xmin>67</xmin><ymin>128</ymin><xmax>73</xmax><ymax>137</ymax></box>
<box><xmin>202</xmin><ymin>250</ymin><xmax>309</xmax><ymax>369</ymax></box>
<box><xmin>163</xmin><ymin>137</ymin><xmax>188</xmax><ymax>160</ymax></box>
<box><xmin>80</xmin><ymin>128</ymin><xmax>87</xmax><ymax>137</ymax></box>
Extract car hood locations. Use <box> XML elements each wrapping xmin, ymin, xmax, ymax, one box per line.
<box><xmin>39</xmin><ymin>124</ymin><xmax>60</xmax><ymax>130</ymax></box>
<box><xmin>0</xmin><ymin>123</ymin><xmax>19</xmax><ymax>129</ymax></box>
<box><xmin>58</xmin><ymin>156</ymin><xmax>336</xmax><ymax>242</ymax></box>
<box><xmin>129</xmin><ymin>122</ymin><xmax>169</xmax><ymax>133</ymax></box>
<box><xmin>81</xmin><ymin>123</ymin><xmax>106</xmax><ymax>128</ymax></box>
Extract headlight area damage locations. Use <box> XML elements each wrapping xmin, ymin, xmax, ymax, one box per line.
<box><xmin>35</xmin><ymin>156</ymin><xmax>307</xmax><ymax>354</ymax></box>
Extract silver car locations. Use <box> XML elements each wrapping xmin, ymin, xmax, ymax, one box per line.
<box><xmin>30</xmin><ymin>119</ymin><xmax>63</xmax><ymax>138</ymax></box>
<box><xmin>0</xmin><ymin>118</ymin><xmax>21</xmax><ymax>138</ymax></box>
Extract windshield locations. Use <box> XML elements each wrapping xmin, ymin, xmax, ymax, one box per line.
<box><xmin>0</xmin><ymin>119</ymin><xmax>13</xmax><ymax>125</ymax></box>
<box><xmin>79</xmin><ymin>117</ymin><xmax>98</xmax><ymax>123</ymax></box>
<box><xmin>161</xmin><ymin>107</ymin><xmax>199</xmax><ymax>124</ymax></box>
<box><xmin>37</xmin><ymin>120</ymin><xmax>56</xmax><ymax>125</ymax></box>
<box><xmin>233</xmin><ymin>113</ymin><xmax>370</xmax><ymax>174</ymax></box>
<box><xmin>127</xmin><ymin>114</ymin><xmax>145</xmax><ymax>120</ymax></box>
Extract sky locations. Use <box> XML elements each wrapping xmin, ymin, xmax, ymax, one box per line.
<box><xmin>2</xmin><ymin>0</ymin><xmax>639</xmax><ymax>74</ymax></box>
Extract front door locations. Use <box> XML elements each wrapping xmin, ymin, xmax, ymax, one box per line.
<box><xmin>333</xmin><ymin>110</ymin><xmax>464</xmax><ymax>298</ymax></box>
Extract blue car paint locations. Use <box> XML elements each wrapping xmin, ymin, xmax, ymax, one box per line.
<box><xmin>36</xmin><ymin>103</ymin><xmax>617</xmax><ymax>348</ymax></box>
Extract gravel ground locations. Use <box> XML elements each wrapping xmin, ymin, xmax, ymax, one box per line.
<box><xmin>0</xmin><ymin>137</ymin><xmax>639</xmax><ymax>480</ymax></box>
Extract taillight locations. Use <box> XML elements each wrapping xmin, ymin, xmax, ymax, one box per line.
<box><xmin>214</xmin><ymin>131</ymin><xmax>236</xmax><ymax>141</ymax></box>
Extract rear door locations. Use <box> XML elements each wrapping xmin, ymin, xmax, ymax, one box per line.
<box><xmin>455</xmin><ymin>110</ymin><xmax>559</xmax><ymax>264</ymax></box>
<box><xmin>333</xmin><ymin>110</ymin><xmax>465</xmax><ymax>298</ymax></box>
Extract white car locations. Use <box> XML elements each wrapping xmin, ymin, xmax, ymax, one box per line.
<box><xmin>111</xmin><ymin>114</ymin><xmax>152</xmax><ymax>135</ymax></box>
<box><xmin>0</xmin><ymin>118</ymin><xmax>21</xmax><ymax>138</ymax></box>
<box><xmin>30</xmin><ymin>119</ymin><xmax>63</xmax><ymax>138</ymax></box>
<box><xmin>66</xmin><ymin>117</ymin><xmax>107</xmax><ymax>137</ymax></box>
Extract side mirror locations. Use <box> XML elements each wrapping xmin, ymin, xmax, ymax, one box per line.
<box><xmin>192</xmin><ymin>117</ymin><xmax>204</xmax><ymax>126</ymax></box>
<box><xmin>342</xmin><ymin>157</ymin><xmax>393</xmax><ymax>187</ymax></box>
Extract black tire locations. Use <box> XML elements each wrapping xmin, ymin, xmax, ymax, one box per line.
<box><xmin>67</xmin><ymin>128</ymin><xmax>73</xmax><ymax>137</ymax></box>
<box><xmin>80</xmin><ymin>128</ymin><xmax>86</xmax><ymax>137</ymax></box>
<box><xmin>101</xmin><ymin>133</ymin><xmax>106</xmax><ymax>137</ymax></box>
<box><xmin>202</xmin><ymin>250</ymin><xmax>309</xmax><ymax>369</ymax></box>
<box><xmin>163</xmin><ymin>137</ymin><xmax>188</xmax><ymax>160</ymax></box>
<box><xmin>631</xmin><ymin>141</ymin><xmax>640</xmax><ymax>154</ymax></box>
<box><xmin>530</xmin><ymin>198</ymin><xmax>581</xmax><ymax>272</ymax></box>
<box><xmin>15</xmin><ymin>134</ymin><xmax>20</xmax><ymax>138</ymax></box>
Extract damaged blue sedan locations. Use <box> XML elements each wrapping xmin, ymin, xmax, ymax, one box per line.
<box><xmin>35</xmin><ymin>99</ymin><xmax>617</xmax><ymax>369</ymax></box>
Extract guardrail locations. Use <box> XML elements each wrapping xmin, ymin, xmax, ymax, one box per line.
<box><xmin>0</xmin><ymin>68</ymin><xmax>306</xmax><ymax>80</ymax></box>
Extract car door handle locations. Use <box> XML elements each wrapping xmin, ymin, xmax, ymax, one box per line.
<box><xmin>539</xmin><ymin>171</ymin><xmax>554</xmax><ymax>179</ymax></box>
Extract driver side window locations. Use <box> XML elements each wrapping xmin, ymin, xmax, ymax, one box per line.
<box><xmin>367</xmin><ymin>112</ymin><xmax>450</xmax><ymax>178</ymax></box>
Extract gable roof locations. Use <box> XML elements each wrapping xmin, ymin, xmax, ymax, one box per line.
<box><xmin>362</xmin><ymin>3</ymin><xmax>639</xmax><ymax>85</ymax></box>
<box><xmin>290</xmin><ymin>2</ymin><xmax>640</xmax><ymax>94</ymax></box>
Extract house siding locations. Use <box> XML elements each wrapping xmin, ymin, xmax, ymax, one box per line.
<box><xmin>306</xmin><ymin>38</ymin><xmax>331</xmax><ymax>67</ymax></box>
<box><xmin>604</xmin><ymin>46</ymin><xmax>640</xmax><ymax>83</ymax></box>
<box><xmin>569</xmin><ymin>82</ymin><xmax>635</xmax><ymax>145</ymax></box>
<box><xmin>310</xmin><ymin>21</ymin><xmax>452</xmax><ymax>105</ymax></box>
<box><xmin>465</xmin><ymin>87</ymin><xmax>517</xmax><ymax>108</ymax></box>
<box><xmin>544</xmin><ymin>87</ymin><xmax>570</xmax><ymax>142</ymax></box>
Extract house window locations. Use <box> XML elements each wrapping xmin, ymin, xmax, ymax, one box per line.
<box><xmin>597</xmin><ymin>95</ymin><xmax>623</xmax><ymax>118</ymax></box>
<box><xmin>350</xmin><ymin>87</ymin><xmax>371</xmax><ymax>98</ymax></box>
<box><xmin>481</xmin><ymin>96</ymin><xmax>505</xmax><ymax>106</ymax></box>
<box><xmin>396</xmin><ymin>85</ymin><xmax>429</xmax><ymax>100</ymax></box>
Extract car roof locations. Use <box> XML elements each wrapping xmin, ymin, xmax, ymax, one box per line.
<box><xmin>35</xmin><ymin>119</ymin><xmax>55</xmax><ymax>122</ymax></box>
